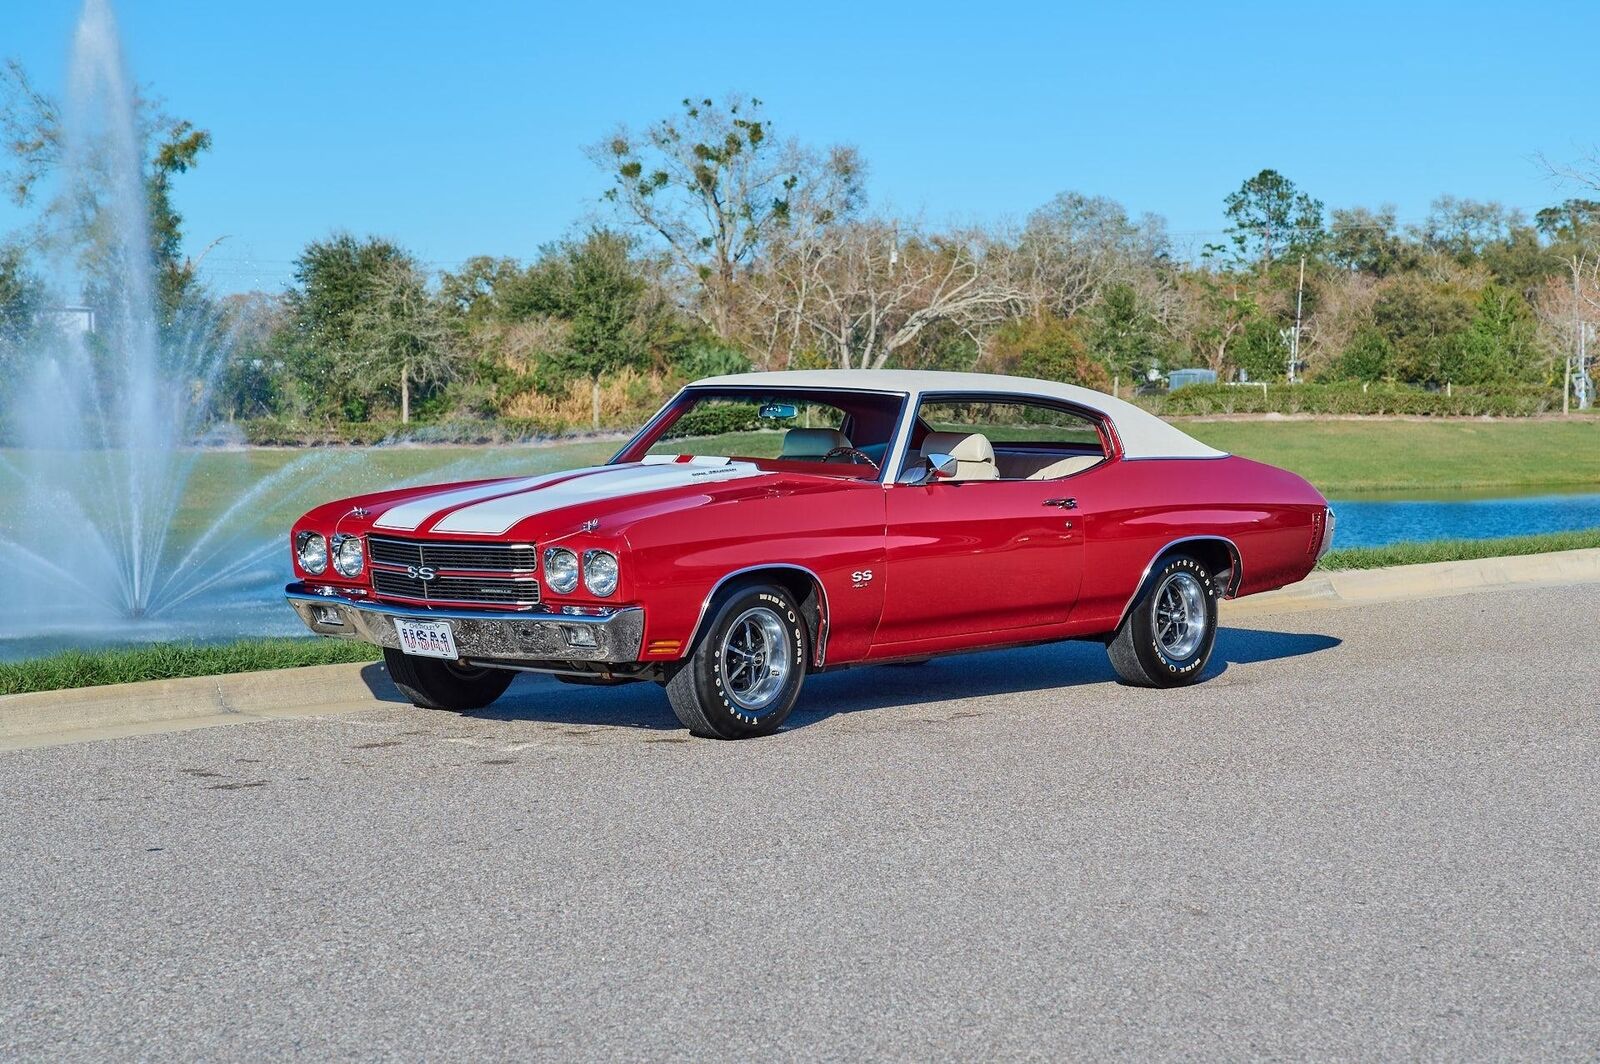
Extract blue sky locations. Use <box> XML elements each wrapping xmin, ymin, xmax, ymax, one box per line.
<box><xmin>5</xmin><ymin>0</ymin><xmax>1597</xmax><ymax>294</ymax></box>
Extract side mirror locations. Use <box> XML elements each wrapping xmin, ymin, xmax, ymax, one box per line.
<box><xmin>896</xmin><ymin>453</ymin><xmax>958</xmax><ymax>486</ymax></box>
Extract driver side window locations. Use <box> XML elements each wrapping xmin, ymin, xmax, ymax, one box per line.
<box><xmin>912</xmin><ymin>397</ymin><xmax>1108</xmax><ymax>481</ymax></box>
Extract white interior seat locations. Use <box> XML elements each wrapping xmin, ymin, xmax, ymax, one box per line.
<box><xmin>780</xmin><ymin>428</ymin><xmax>851</xmax><ymax>459</ymax></box>
<box><xmin>1025</xmin><ymin>455</ymin><xmax>1103</xmax><ymax>480</ymax></box>
<box><xmin>919</xmin><ymin>431</ymin><xmax>999</xmax><ymax>481</ymax></box>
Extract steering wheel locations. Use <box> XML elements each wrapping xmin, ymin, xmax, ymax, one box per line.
<box><xmin>822</xmin><ymin>446</ymin><xmax>879</xmax><ymax>470</ymax></box>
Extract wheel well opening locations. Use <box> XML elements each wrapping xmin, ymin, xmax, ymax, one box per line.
<box><xmin>1165</xmin><ymin>538</ymin><xmax>1239</xmax><ymax>596</ymax></box>
<box><xmin>710</xmin><ymin>567</ymin><xmax>827</xmax><ymax>666</ymax></box>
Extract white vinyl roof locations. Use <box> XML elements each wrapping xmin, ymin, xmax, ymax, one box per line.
<box><xmin>691</xmin><ymin>370</ymin><xmax>1227</xmax><ymax>460</ymax></box>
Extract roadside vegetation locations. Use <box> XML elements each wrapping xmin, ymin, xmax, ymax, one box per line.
<box><xmin>1317</xmin><ymin>528</ymin><xmax>1600</xmax><ymax>570</ymax></box>
<box><xmin>0</xmin><ymin>638</ymin><xmax>379</xmax><ymax>697</ymax></box>
<box><xmin>5</xmin><ymin>79</ymin><xmax>1600</xmax><ymax>439</ymax></box>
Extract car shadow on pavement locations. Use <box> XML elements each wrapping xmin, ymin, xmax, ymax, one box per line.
<box><xmin>788</xmin><ymin>627</ymin><xmax>1343</xmax><ymax>726</ymax></box>
<box><xmin>412</xmin><ymin>626</ymin><xmax>1341</xmax><ymax>734</ymax></box>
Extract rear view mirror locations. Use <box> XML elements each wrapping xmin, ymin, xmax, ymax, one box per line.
<box><xmin>896</xmin><ymin>453</ymin><xmax>958</xmax><ymax>486</ymax></box>
<box><xmin>758</xmin><ymin>402</ymin><xmax>798</xmax><ymax>420</ymax></box>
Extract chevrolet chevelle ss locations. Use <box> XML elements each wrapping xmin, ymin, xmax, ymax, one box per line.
<box><xmin>287</xmin><ymin>370</ymin><xmax>1334</xmax><ymax>739</ymax></box>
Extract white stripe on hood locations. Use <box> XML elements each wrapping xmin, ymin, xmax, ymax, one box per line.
<box><xmin>430</xmin><ymin>457</ymin><xmax>767</xmax><ymax>536</ymax></box>
<box><xmin>373</xmin><ymin>470</ymin><xmax>584</xmax><ymax>532</ymax></box>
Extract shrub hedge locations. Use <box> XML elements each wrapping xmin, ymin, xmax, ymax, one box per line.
<box><xmin>1141</xmin><ymin>382</ymin><xmax>1560</xmax><ymax>418</ymax></box>
<box><xmin>236</xmin><ymin>416</ymin><xmax>604</xmax><ymax>446</ymax></box>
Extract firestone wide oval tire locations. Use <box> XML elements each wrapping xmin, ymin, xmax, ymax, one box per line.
<box><xmin>665</xmin><ymin>584</ymin><xmax>808</xmax><ymax>739</ymax></box>
<box><xmin>383</xmin><ymin>648</ymin><xmax>514</xmax><ymax>710</ymax></box>
<box><xmin>1106</xmin><ymin>553</ymin><xmax>1219</xmax><ymax>688</ymax></box>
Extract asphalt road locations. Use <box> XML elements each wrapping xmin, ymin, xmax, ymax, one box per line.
<box><xmin>3</xmin><ymin>586</ymin><xmax>1598</xmax><ymax>1061</ymax></box>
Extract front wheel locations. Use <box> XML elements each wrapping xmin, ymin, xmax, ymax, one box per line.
<box><xmin>383</xmin><ymin>648</ymin><xmax>514</xmax><ymax>710</ymax></box>
<box><xmin>1106</xmin><ymin>553</ymin><xmax>1219</xmax><ymax>687</ymax></box>
<box><xmin>664</xmin><ymin>584</ymin><xmax>808</xmax><ymax>739</ymax></box>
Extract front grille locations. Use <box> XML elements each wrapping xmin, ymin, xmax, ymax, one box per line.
<box><xmin>371</xmin><ymin>569</ymin><xmax>541</xmax><ymax>608</ymax></box>
<box><xmin>369</xmin><ymin>535</ymin><xmax>537</xmax><ymax>573</ymax></box>
<box><xmin>367</xmin><ymin>534</ymin><xmax>541</xmax><ymax>609</ymax></box>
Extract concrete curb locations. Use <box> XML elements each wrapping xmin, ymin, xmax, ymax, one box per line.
<box><xmin>1221</xmin><ymin>547</ymin><xmax>1600</xmax><ymax>619</ymax></box>
<box><xmin>4</xmin><ymin>548</ymin><xmax>1598</xmax><ymax>750</ymax></box>
<box><xmin>0</xmin><ymin>660</ymin><xmax>399</xmax><ymax>751</ymax></box>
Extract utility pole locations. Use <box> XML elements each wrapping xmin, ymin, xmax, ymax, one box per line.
<box><xmin>1287</xmin><ymin>255</ymin><xmax>1306</xmax><ymax>383</ymax></box>
<box><xmin>1581</xmin><ymin>320</ymin><xmax>1593</xmax><ymax>410</ymax></box>
<box><xmin>1574</xmin><ymin>257</ymin><xmax>1593</xmax><ymax>411</ymax></box>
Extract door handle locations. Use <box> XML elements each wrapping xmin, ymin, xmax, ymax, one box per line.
<box><xmin>1042</xmin><ymin>497</ymin><xmax>1077</xmax><ymax>509</ymax></box>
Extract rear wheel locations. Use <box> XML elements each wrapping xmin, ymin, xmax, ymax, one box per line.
<box><xmin>1106</xmin><ymin>553</ymin><xmax>1218</xmax><ymax>687</ymax></box>
<box><xmin>383</xmin><ymin>648</ymin><xmax>514</xmax><ymax>710</ymax></box>
<box><xmin>665</xmin><ymin>584</ymin><xmax>808</xmax><ymax>739</ymax></box>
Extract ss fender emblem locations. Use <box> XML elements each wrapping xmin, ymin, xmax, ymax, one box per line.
<box><xmin>851</xmin><ymin>569</ymin><xmax>873</xmax><ymax>588</ymax></box>
<box><xmin>407</xmin><ymin>565</ymin><xmax>438</xmax><ymax>582</ymax></box>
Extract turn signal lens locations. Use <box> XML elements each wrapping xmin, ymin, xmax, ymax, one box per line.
<box><xmin>544</xmin><ymin>547</ymin><xmax>579</xmax><ymax>594</ymax></box>
<box><xmin>332</xmin><ymin>533</ymin><xmax>365</xmax><ymax>577</ymax></box>
<box><xmin>295</xmin><ymin>531</ymin><xmax>328</xmax><ymax>575</ymax></box>
<box><xmin>583</xmin><ymin>550</ymin><xmax>619</xmax><ymax>597</ymax></box>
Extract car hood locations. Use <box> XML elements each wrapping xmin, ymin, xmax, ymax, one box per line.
<box><xmin>313</xmin><ymin>456</ymin><xmax>780</xmax><ymax>538</ymax></box>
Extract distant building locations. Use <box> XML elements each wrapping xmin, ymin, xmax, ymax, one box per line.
<box><xmin>1168</xmin><ymin>368</ymin><xmax>1217</xmax><ymax>391</ymax></box>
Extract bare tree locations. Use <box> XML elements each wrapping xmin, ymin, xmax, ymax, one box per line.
<box><xmin>1300</xmin><ymin>269</ymin><xmax>1378</xmax><ymax>374</ymax></box>
<box><xmin>1533</xmin><ymin>253</ymin><xmax>1600</xmax><ymax>404</ymax></box>
<box><xmin>1013</xmin><ymin>192</ymin><xmax>1169</xmax><ymax>318</ymax></box>
<box><xmin>592</xmin><ymin>95</ymin><xmax>863</xmax><ymax>338</ymax></box>
<box><xmin>1541</xmin><ymin>148</ymin><xmax>1600</xmax><ymax>200</ymax></box>
<box><xmin>755</xmin><ymin>219</ymin><xmax>1026</xmax><ymax>370</ymax></box>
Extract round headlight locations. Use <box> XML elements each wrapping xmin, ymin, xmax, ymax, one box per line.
<box><xmin>295</xmin><ymin>531</ymin><xmax>328</xmax><ymax>575</ymax></box>
<box><xmin>332</xmin><ymin>534</ymin><xmax>364</xmax><ymax>577</ymax></box>
<box><xmin>583</xmin><ymin>550</ymin><xmax>619</xmax><ymax>597</ymax></box>
<box><xmin>543</xmin><ymin>547</ymin><xmax>579</xmax><ymax>594</ymax></box>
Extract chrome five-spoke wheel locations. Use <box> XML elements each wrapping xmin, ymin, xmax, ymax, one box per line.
<box><xmin>1153</xmin><ymin>570</ymin><xmax>1207</xmax><ymax>660</ymax></box>
<box><xmin>719</xmin><ymin>606</ymin><xmax>792</xmax><ymax>714</ymax></box>
<box><xmin>1106</xmin><ymin>552</ymin><xmax>1219</xmax><ymax>688</ymax></box>
<box><xmin>666</xmin><ymin>583</ymin><xmax>809</xmax><ymax>739</ymax></box>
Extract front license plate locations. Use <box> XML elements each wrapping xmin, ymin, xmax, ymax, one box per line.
<box><xmin>394</xmin><ymin>618</ymin><xmax>459</xmax><ymax>660</ymax></box>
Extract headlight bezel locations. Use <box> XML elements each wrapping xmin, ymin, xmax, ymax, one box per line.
<box><xmin>331</xmin><ymin>533</ymin><xmax>365</xmax><ymax>578</ymax></box>
<box><xmin>543</xmin><ymin>546</ymin><xmax>580</xmax><ymax>594</ymax></box>
<box><xmin>295</xmin><ymin>530</ymin><xmax>328</xmax><ymax>575</ymax></box>
<box><xmin>582</xmin><ymin>549</ymin><xmax>619</xmax><ymax>597</ymax></box>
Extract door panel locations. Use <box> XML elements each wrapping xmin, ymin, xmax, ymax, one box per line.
<box><xmin>873</xmin><ymin>479</ymin><xmax>1084</xmax><ymax>650</ymax></box>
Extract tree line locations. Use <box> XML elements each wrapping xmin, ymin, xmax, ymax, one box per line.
<box><xmin>3</xmin><ymin>79</ymin><xmax>1599</xmax><ymax>431</ymax></box>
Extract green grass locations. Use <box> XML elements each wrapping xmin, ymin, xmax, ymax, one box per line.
<box><xmin>1181</xmin><ymin>419</ymin><xmax>1600</xmax><ymax>495</ymax></box>
<box><xmin>0</xmin><ymin>637</ymin><xmax>380</xmax><ymax>697</ymax></box>
<box><xmin>1318</xmin><ymin>528</ymin><xmax>1600</xmax><ymax>571</ymax></box>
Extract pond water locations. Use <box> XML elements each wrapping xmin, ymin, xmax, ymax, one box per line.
<box><xmin>1329</xmin><ymin>491</ymin><xmax>1600</xmax><ymax>549</ymax></box>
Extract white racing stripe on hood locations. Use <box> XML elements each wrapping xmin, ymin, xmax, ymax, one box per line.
<box><xmin>373</xmin><ymin>471</ymin><xmax>585</xmax><ymax>532</ymax></box>
<box><xmin>431</xmin><ymin>459</ymin><xmax>768</xmax><ymax>535</ymax></box>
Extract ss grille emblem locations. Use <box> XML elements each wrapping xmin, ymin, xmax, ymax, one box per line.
<box><xmin>407</xmin><ymin>565</ymin><xmax>438</xmax><ymax>582</ymax></box>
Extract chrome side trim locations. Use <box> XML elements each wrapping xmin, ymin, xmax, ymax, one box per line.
<box><xmin>1113</xmin><ymin>535</ymin><xmax>1244</xmax><ymax>629</ymax></box>
<box><xmin>285</xmin><ymin>585</ymin><xmax>645</xmax><ymax>663</ymax></box>
<box><xmin>683</xmin><ymin>563</ymin><xmax>832</xmax><ymax>668</ymax></box>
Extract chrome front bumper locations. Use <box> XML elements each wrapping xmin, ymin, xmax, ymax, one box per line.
<box><xmin>285</xmin><ymin>584</ymin><xmax>645</xmax><ymax>664</ymax></box>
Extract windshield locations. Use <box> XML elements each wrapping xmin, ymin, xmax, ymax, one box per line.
<box><xmin>613</xmin><ymin>387</ymin><xmax>907</xmax><ymax>479</ymax></box>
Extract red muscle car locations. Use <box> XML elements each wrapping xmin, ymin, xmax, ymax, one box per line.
<box><xmin>287</xmin><ymin>370</ymin><xmax>1334</xmax><ymax>739</ymax></box>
